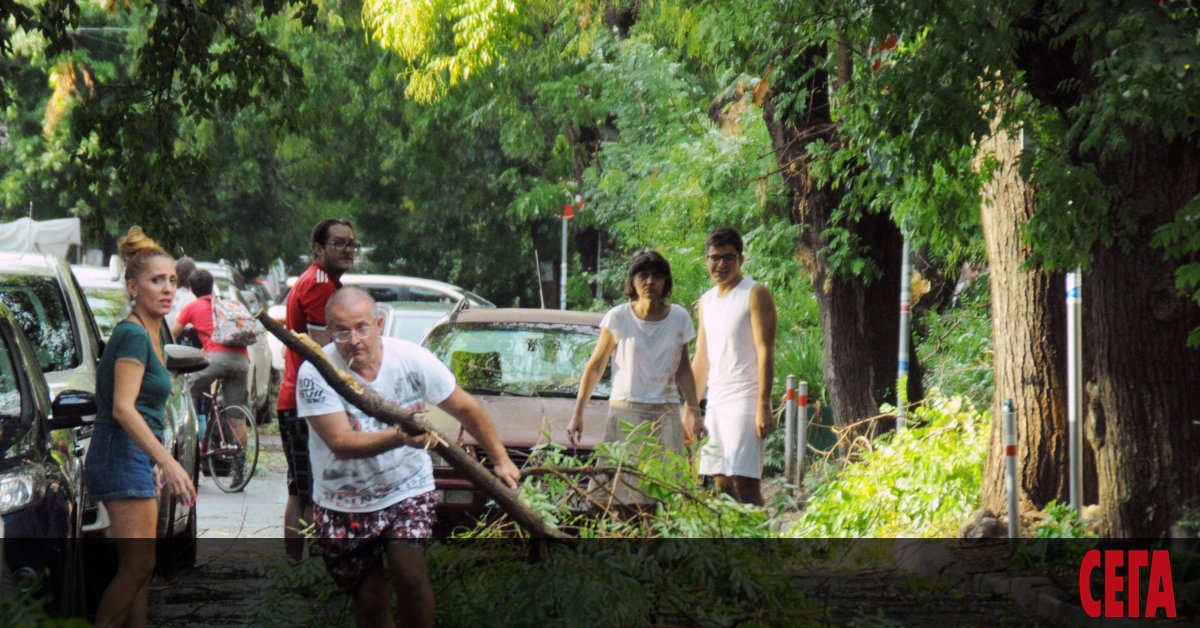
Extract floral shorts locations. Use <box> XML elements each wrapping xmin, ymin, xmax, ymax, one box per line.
<box><xmin>314</xmin><ymin>491</ymin><xmax>438</xmax><ymax>593</ymax></box>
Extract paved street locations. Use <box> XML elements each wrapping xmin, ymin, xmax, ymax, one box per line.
<box><xmin>195</xmin><ymin>434</ymin><xmax>287</xmax><ymax>539</ymax></box>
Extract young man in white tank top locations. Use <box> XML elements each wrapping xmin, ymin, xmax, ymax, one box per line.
<box><xmin>692</xmin><ymin>227</ymin><xmax>778</xmax><ymax>506</ymax></box>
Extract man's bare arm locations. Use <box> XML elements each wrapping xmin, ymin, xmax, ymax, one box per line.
<box><xmin>690</xmin><ymin>302</ymin><xmax>710</xmax><ymax>401</ymax></box>
<box><xmin>307</xmin><ymin>410</ymin><xmax>419</xmax><ymax>459</ymax></box>
<box><xmin>749</xmin><ymin>284</ymin><xmax>778</xmax><ymax>435</ymax></box>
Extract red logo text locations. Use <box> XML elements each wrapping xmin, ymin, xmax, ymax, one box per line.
<box><xmin>1079</xmin><ymin>549</ymin><xmax>1176</xmax><ymax>618</ymax></box>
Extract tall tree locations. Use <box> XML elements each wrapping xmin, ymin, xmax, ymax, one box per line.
<box><xmin>761</xmin><ymin>47</ymin><xmax>908</xmax><ymax>442</ymax></box>
<box><xmin>975</xmin><ymin>121</ymin><xmax>1081</xmax><ymax>514</ymax></box>
<box><xmin>831</xmin><ymin>0</ymin><xmax>1200</xmax><ymax>536</ymax></box>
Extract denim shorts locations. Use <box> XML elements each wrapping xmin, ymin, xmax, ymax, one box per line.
<box><xmin>85</xmin><ymin>421</ymin><xmax>158</xmax><ymax>502</ymax></box>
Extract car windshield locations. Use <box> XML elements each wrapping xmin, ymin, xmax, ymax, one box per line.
<box><xmin>83</xmin><ymin>286</ymin><xmax>129</xmax><ymax>339</ymax></box>
<box><xmin>385</xmin><ymin>310</ymin><xmax>449</xmax><ymax>344</ymax></box>
<box><xmin>424</xmin><ymin>322</ymin><xmax>609</xmax><ymax>398</ymax></box>
<box><xmin>0</xmin><ymin>328</ymin><xmax>29</xmax><ymax>453</ymax></box>
<box><xmin>0</xmin><ymin>275</ymin><xmax>79</xmax><ymax>372</ymax></box>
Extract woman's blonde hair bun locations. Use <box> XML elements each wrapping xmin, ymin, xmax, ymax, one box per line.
<box><xmin>117</xmin><ymin>226</ymin><xmax>170</xmax><ymax>281</ymax></box>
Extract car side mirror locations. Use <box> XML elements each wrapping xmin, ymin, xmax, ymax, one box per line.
<box><xmin>165</xmin><ymin>344</ymin><xmax>208</xmax><ymax>374</ymax></box>
<box><xmin>49</xmin><ymin>389</ymin><xmax>97</xmax><ymax>430</ymax></box>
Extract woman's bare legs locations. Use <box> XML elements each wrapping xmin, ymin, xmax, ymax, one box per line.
<box><xmin>94</xmin><ymin>498</ymin><xmax>158</xmax><ymax>628</ymax></box>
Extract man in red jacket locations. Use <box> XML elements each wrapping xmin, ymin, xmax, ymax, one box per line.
<box><xmin>278</xmin><ymin>218</ymin><xmax>358</xmax><ymax>560</ymax></box>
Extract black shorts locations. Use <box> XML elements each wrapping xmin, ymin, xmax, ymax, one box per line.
<box><xmin>279</xmin><ymin>409</ymin><xmax>312</xmax><ymax>501</ymax></box>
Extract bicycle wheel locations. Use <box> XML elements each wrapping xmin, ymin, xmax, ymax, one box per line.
<box><xmin>205</xmin><ymin>404</ymin><xmax>259</xmax><ymax>493</ymax></box>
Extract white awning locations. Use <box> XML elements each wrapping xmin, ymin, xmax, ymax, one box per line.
<box><xmin>0</xmin><ymin>217</ymin><xmax>82</xmax><ymax>258</ymax></box>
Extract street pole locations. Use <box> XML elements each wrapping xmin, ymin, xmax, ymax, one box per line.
<box><xmin>784</xmin><ymin>375</ymin><xmax>796</xmax><ymax>482</ymax></box>
<box><xmin>896</xmin><ymin>236</ymin><xmax>912</xmax><ymax>431</ymax></box>
<box><xmin>1066</xmin><ymin>271</ymin><xmax>1083</xmax><ymax>513</ymax></box>
<box><xmin>796</xmin><ymin>380</ymin><xmax>809</xmax><ymax>486</ymax></box>
<box><xmin>560</xmin><ymin>214</ymin><xmax>568</xmax><ymax>310</ymax></box>
<box><xmin>1004</xmin><ymin>399</ymin><xmax>1019</xmax><ymax>542</ymax></box>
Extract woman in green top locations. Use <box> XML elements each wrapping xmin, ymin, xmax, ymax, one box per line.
<box><xmin>86</xmin><ymin>226</ymin><xmax>197</xmax><ymax>628</ymax></box>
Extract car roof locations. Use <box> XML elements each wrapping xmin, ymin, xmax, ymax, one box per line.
<box><xmin>71</xmin><ymin>264</ymin><xmax>124</xmax><ymax>289</ymax></box>
<box><xmin>377</xmin><ymin>301</ymin><xmax>456</xmax><ymax>313</ymax></box>
<box><xmin>341</xmin><ymin>274</ymin><xmax>468</xmax><ymax>292</ymax></box>
<box><xmin>0</xmin><ymin>251</ymin><xmax>64</xmax><ymax>277</ymax></box>
<box><xmin>439</xmin><ymin>308</ymin><xmax>603</xmax><ymax>326</ymax></box>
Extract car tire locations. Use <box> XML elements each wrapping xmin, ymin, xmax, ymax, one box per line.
<box><xmin>156</xmin><ymin>499</ymin><xmax>181</xmax><ymax>577</ymax></box>
<box><xmin>176</xmin><ymin>457</ymin><xmax>200</xmax><ymax>569</ymax></box>
<box><xmin>175</xmin><ymin>503</ymin><xmax>198</xmax><ymax>570</ymax></box>
<box><xmin>55</xmin><ymin>535</ymin><xmax>86</xmax><ymax>617</ymax></box>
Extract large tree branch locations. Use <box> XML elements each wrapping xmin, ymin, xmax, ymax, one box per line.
<box><xmin>256</xmin><ymin>312</ymin><xmax>571</xmax><ymax>540</ymax></box>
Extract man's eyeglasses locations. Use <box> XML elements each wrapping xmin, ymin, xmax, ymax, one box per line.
<box><xmin>705</xmin><ymin>253</ymin><xmax>739</xmax><ymax>265</ymax></box>
<box><xmin>325</xmin><ymin>239</ymin><xmax>359</xmax><ymax>252</ymax></box>
<box><xmin>331</xmin><ymin>323</ymin><xmax>375</xmax><ymax>343</ymax></box>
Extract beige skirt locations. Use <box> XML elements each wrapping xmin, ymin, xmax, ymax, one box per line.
<box><xmin>589</xmin><ymin>400</ymin><xmax>683</xmax><ymax>507</ymax></box>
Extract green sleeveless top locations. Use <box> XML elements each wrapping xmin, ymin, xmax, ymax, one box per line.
<box><xmin>96</xmin><ymin>320</ymin><xmax>172</xmax><ymax>437</ymax></box>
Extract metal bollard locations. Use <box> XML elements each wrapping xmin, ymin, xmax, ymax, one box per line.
<box><xmin>797</xmin><ymin>381</ymin><xmax>809</xmax><ymax>486</ymax></box>
<box><xmin>784</xmin><ymin>375</ymin><xmax>796</xmax><ymax>482</ymax></box>
<box><xmin>1004</xmin><ymin>399</ymin><xmax>1018</xmax><ymax>541</ymax></box>
<box><xmin>1066</xmin><ymin>271</ymin><xmax>1083</xmax><ymax>513</ymax></box>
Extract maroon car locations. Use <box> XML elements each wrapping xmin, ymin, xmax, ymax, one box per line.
<box><xmin>420</xmin><ymin>308</ymin><xmax>610</xmax><ymax>523</ymax></box>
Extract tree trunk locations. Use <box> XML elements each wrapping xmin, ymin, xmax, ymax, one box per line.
<box><xmin>976</xmin><ymin>123</ymin><xmax>1083</xmax><ymax>516</ymax></box>
<box><xmin>1088</xmin><ymin>135</ymin><xmax>1200</xmax><ymax>537</ymax></box>
<box><xmin>761</xmin><ymin>49</ymin><xmax>911</xmax><ymax>447</ymax></box>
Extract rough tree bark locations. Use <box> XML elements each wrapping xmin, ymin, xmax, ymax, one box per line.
<box><xmin>976</xmin><ymin>123</ymin><xmax>1089</xmax><ymax>516</ymax></box>
<box><xmin>1013</xmin><ymin>8</ymin><xmax>1200</xmax><ymax>537</ymax></box>
<box><xmin>1087</xmin><ymin>135</ymin><xmax>1200</xmax><ymax>537</ymax></box>
<box><xmin>761</xmin><ymin>48</ymin><xmax>912</xmax><ymax>446</ymax></box>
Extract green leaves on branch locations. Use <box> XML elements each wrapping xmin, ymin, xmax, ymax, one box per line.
<box><xmin>364</xmin><ymin>0</ymin><xmax>530</xmax><ymax>104</ymax></box>
<box><xmin>792</xmin><ymin>394</ymin><xmax>988</xmax><ymax>538</ymax></box>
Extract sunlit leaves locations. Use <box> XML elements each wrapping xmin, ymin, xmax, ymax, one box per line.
<box><xmin>792</xmin><ymin>395</ymin><xmax>988</xmax><ymax>537</ymax></box>
<box><xmin>363</xmin><ymin>0</ymin><xmax>531</xmax><ymax>104</ymax></box>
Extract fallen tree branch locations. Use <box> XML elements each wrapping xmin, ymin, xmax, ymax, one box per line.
<box><xmin>256</xmin><ymin>311</ymin><xmax>571</xmax><ymax>541</ymax></box>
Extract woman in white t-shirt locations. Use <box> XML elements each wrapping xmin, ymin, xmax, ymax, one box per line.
<box><xmin>567</xmin><ymin>249</ymin><xmax>705</xmax><ymax>508</ymax></box>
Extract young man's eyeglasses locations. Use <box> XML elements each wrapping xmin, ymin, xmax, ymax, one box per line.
<box><xmin>325</xmin><ymin>239</ymin><xmax>359</xmax><ymax>252</ymax></box>
<box><xmin>705</xmin><ymin>253</ymin><xmax>739</xmax><ymax>265</ymax></box>
<box><xmin>331</xmin><ymin>323</ymin><xmax>375</xmax><ymax>343</ymax></box>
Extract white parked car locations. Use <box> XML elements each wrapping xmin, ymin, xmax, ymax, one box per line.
<box><xmin>340</xmin><ymin>274</ymin><xmax>496</xmax><ymax>308</ymax></box>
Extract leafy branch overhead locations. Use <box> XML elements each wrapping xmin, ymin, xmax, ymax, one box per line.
<box><xmin>363</xmin><ymin>0</ymin><xmax>531</xmax><ymax>104</ymax></box>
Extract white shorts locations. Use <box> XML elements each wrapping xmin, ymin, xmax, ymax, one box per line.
<box><xmin>698</xmin><ymin>395</ymin><xmax>764</xmax><ymax>479</ymax></box>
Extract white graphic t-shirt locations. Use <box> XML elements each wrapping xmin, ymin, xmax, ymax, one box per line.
<box><xmin>296</xmin><ymin>337</ymin><xmax>456</xmax><ymax>513</ymax></box>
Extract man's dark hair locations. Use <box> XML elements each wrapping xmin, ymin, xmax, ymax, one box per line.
<box><xmin>705</xmin><ymin>226</ymin><xmax>743</xmax><ymax>254</ymax></box>
<box><xmin>624</xmin><ymin>249</ymin><xmax>674</xmax><ymax>300</ymax></box>
<box><xmin>189</xmin><ymin>269</ymin><xmax>215</xmax><ymax>297</ymax></box>
<box><xmin>175</xmin><ymin>256</ymin><xmax>196</xmax><ymax>288</ymax></box>
<box><xmin>311</xmin><ymin>219</ymin><xmax>354</xmax><ymax>246</ymax></box>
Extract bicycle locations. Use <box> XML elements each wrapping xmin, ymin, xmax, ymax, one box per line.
<box><xmin>196</xmin><ymin>382</ymin><xmax>259</xmax><ymax>493</ymax></box>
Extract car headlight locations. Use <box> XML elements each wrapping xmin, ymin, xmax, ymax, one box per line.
<box><xmin>0</xmin><ymin>474</ymin><xmax>37</xmax><ymax>515</ymax></box>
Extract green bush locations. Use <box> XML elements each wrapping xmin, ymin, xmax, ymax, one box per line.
<box><xmin>790</xmin><ymin>394</ymin><xmax>988</xmax><ymax>537</ymax></box>
<box><xmin>915</xmin><ymin>275</ymin><xmax>994</xmax><ymax>412</ymax></box>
